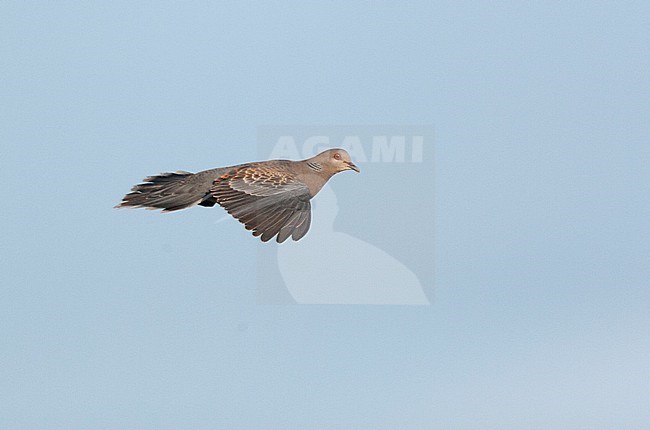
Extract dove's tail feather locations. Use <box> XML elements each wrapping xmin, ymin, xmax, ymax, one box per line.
<box><xmin>115</xmin><ymin>170</ymin><xmax>217</xmax><ymax>212</ymax></box>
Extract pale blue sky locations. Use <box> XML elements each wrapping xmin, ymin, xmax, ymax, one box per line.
<box><xmin>2</xmin><ymin>1</ymin><xmax>650</xmax><ymax>429</ymax></box>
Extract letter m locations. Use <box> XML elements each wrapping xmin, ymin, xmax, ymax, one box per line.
<box><xmin>371</xmin><ymin>136</ymin><xmax>406</xmax><ymax>162</ymax></box>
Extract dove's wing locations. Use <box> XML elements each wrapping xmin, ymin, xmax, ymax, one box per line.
<box><xmin>210</xmin><ymin>164</ymin><xmax>312</xmax><ymax>243</ymax></box>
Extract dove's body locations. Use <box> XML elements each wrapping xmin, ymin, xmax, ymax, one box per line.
<box><xmin>116</xmin><ymin>149</ymin><xmax>359</xmax><ymax>242</ymax></box>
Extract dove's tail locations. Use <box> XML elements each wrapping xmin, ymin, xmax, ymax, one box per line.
<box><xmin>115</xmin><ymin>170</ymin><xmax>218</xmax><ymax>212</ymax></box>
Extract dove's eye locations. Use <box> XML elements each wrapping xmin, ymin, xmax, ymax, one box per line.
<box><xmin>333</xmin><ymin>153</ymin><xmax>341</xmax><ymax>160</ymax></box>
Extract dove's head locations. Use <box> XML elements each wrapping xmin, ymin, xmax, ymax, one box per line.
<box><xmin>314</xmin><ymin>148</ymin><xmax>360</xmax><ymax>173</ymax></box>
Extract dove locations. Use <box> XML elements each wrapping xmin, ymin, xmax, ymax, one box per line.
<box><xmin>116</xmin><ymin>149</ymin><xmax>360</xmax><ymax>242</ymax></box>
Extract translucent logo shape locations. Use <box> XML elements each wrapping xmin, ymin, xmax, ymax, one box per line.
<box><xmin>276</xmin><ymin>185</ymin><xmax>429</xmax><ymax>305</ymax></box>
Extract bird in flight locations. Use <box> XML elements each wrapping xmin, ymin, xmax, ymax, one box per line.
<box><xmin>116</xmin><ymin>149</ymin><xmax>360</xmax><ymax>243</ymax></box>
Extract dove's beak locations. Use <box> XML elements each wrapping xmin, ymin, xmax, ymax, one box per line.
<box><xmin>345</xmin><ymin>161</ymin><xmax>360</xmax><ymax>173</ymax></box>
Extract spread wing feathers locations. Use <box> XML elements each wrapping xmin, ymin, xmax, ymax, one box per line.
<box><xmin>210</xmin><ymin>166</ymin><xmax>312</xmax><ymax>242</ymax></box>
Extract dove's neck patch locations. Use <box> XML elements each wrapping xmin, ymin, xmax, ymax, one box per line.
<box><xmin>307</xmin><ymin>162</ymin><xmax>323</xmax><ymax>172</ymax></box>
